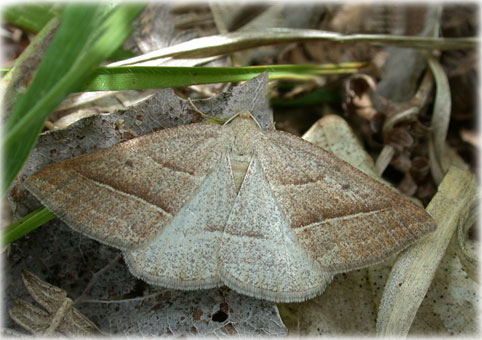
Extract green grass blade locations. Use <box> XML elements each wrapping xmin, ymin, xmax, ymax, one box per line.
<box><xmin>3</xmin><ymin>4</ymin><xmax>61</xmax><ymax>33</ymax></box>
<box><xmin>81</xmin><ymin>63</ymin><xmax>367</xmax><ymax>91</ymax></box>
<box><xmin>2</xmin><ymin>208</ymin><xmax>56</xmax><ymax>246</ymax></box>
<box><xmin>2</xmin><ymin>4</ymin><xmax>144</xmax><ymax>195</ymax></box>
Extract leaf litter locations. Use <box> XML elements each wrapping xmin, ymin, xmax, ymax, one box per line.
<box><xmin>4</xmin><ymin>2</ymin><xmax>478</xmax><ymax>337</ymax></box>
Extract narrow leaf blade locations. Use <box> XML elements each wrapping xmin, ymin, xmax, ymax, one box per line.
<box><xmin>2</xmin><ymin>4</ymin><xmax>144</xmax><ymax>194</ymax></box>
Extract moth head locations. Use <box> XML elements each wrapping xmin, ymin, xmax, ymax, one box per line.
<box><xmin>225</xmin><ymin>111</ymin><xmax>261</xmax><ymax>129</ymax></box>
<box><xmin>225</xmin><ymin>112</ymin><xmax>261</xmax><ymax>156</ymax></box>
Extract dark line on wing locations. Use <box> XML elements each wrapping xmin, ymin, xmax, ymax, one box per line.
<box><xmin>152</xmin><ymin>159</ymin><xmax>196</xmax><ymax>176</ymax></box>
<box><xmin>72</xmin><ymin>170</ymin><xmax>173</xmax><ymax>217</ymax></box>
<box><xmin>297</xmin><ymin>208</ymin><xmax>392</xmax><ymax>230</ymax></box>
<box><xmin>145</xmin><ymin>136</ymin><xmax>220</xmax><ymax>177</ymax></box>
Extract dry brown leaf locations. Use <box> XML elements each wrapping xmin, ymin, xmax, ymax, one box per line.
<box><xmin>110</xmin><ymin>27</ymin><xmax>476</xmax><ymax>67</ymax></box>
<box><xmin>376</xmin><ymin>166</ymin><xmax>477</xmax><ymax>336</ymax></box>
<box><xmin>427</xmin><ymin>55</ymin><xmax>452</xmax><ymax>184</ymax></box>
<box><xmin>9</xmin><ymin>270</ymin><xmax>103</xmax><ymax>336</ymax></box>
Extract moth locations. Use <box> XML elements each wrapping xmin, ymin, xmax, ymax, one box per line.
<box><xmin>25</xmin><ymin>112</ymin><xmax>436</xmax><ymax>302</ymax></box>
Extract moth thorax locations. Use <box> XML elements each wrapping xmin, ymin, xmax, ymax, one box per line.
<box><xmin>231</xmin><ymin>116</ymin><xmax>258</xmax><ymax>156</ymax></box>
<box><xmin>233</xmin><ymin>131</ymin><xmax>254</xmax><ymax>156</ymax></box>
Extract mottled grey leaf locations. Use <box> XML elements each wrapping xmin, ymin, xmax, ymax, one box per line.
<box><xmin>95</xmin><ymin>287</ymin><xmax>287</xmax><ymax>336</ymax></box>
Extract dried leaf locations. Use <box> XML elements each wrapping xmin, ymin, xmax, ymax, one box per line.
<box><xmin>398</xmin><ymin>174</ymin><xmax>418</xmax><ymax>196</ymax></box>
<box><xmin>9</xmin><ymin>271</ymin><xmax>102</xmax><ymax>336</ymax></box>
<box><xmin>376</xmin><ymin>166</ymin><xmax>477</xmax><ymax>336</ymax></box>
<box><xmin>21</xmin><ymin>270</ymin><xmax>67</xmax><ymax>314</ymax></box>
<box><xmin>410</xmin><ymin>156</ymin><xmax>430</xmax><ymax>180</ymax></box>
<box><xmin>95</xmin><ymin>287</ymin><xmax>287</xmax><ymax>336</ymax></box>
<box><xmin>110</xmin><ymin>27</ymin><xmax>476</xmax><ymax>67</ymax></box>
<box><xmin>375</xmin><ymin>145</ymin><xmax>395</xmax><ymax>177</ymax></box>
<box><xmin>427</xmin><ymin>55</ymin><xmax>452</xmax><ymax>184</ymax></box>
<box><xmin>9</xmin><ymin>299</ymin><xmax>51</xmax><ymax>335</ymax></box>
<box><xmin>344</xmin><ymin>74</ymin><xmax>378</xmax><ymax>121</ymax></box>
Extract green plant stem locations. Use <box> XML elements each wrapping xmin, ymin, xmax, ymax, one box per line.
<box><xmin>2</xmin><ymin>208</ymin><xmax>56</xmax><ymax>246</ymax></box>
<box><xmin>81</xmin><ymin>63</ymin><xmax>367</xmax><ymax>91</ymax></box>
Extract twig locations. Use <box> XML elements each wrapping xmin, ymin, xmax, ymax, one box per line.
<box><xmin>74</xmin><ymin>254</ymin><xmax>122</xmax><ymax>305</ymax></box>
<box><xmin>78</xmin><ymin>292</ymin><xmax>162</xmax><ymax>305</ymax></box>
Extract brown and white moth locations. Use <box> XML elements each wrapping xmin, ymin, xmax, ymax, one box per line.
<box><xmin>25</xmin><ymin>112</ymin><xmax>436</xmax><ymax>302</ymax></box>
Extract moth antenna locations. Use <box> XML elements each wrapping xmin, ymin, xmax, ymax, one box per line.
<box><xmin>223</xmin><ymin>112</ymin><xmax>241</xmax><ymax>126</ymax></box>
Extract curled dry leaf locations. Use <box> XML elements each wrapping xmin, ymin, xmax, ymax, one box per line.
<box><xmin>375</xmin><ymin>145</ymin><xmax>395</xmax><ymax>177</ymax></box>
<box><xmin>9</xmin><ymin>270</ymin><xmax>103</xmax><ymax>336</ymax></box>
<box><xmin>410</xmin><ymin>156</ymin><xmax>430</xmax><ymax>180</ymax></box>
<box><xmin>426</xmin><ymin>55</ymin><xmax>452</xmax><ymax>184</ymax></box>
<box><xmin>344</xmin><ymin>74</ymin><xmax>378</xmax><ymax>121</ymax></box>
<box><xmin>364</xmin><ymin>6</ymin><xmax>442</xmax><ymax>187</ymax></box>
<box><xmin>390</xmin><ymin>152</ymin><xmax>412</xmax><ymax>174</ymax></box>
<box><xmin>345</xmin><ymin>65</ymin><xmax>436</xmax><ymax>202</ymax></box>
<box><xmin>398</xmin><ymin>174</ymin><xmax>418</xmax><ymax>197</ymax></box>
<box><xmin>376</xmin><ymin>166</ymin><xmax>477</xmax><ymax>336</ymax></box>
<box><xmin>343</xmin><ymin>71</ymin><xmax>431</xmax><ymax>182</ymax></box>
<box><xmin>387</xmin><ymin>127</ymin><xmax>415</xmax><ymax>151</ymax></box>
